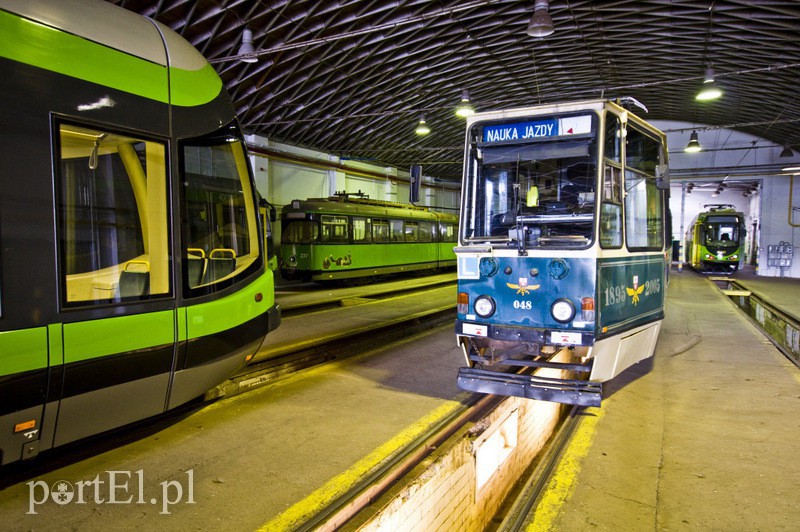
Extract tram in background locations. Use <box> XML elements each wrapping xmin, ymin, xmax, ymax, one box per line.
<box><xmin>685</xmin><ymin>205</ymin><xmax>746</xmax><ymax>274</ymax></box>
<box><xmin>0</xmin><ymin>0</ymin><xmax>279</xmax><ymax>465</ymax></box>
<box><xmin>280</xmin><ymin>193</ymin><xmax>458</xmax><ymax>282</ymax></box>
<box><xmin>454</xmin><ymin>99</ymin><xmax>670</xmax><ymax>407</ymax></box>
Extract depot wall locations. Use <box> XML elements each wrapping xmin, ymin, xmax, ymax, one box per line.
<box><xmin>245</xmin><ymin>134</ymin><xmax>461</xmax><ymax>246</ymax></box>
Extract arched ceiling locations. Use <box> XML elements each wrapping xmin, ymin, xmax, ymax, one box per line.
<box><xmin>109</xmin><ymin>0</ymin><xmax>800</xmax><ymax>182</ymax></box>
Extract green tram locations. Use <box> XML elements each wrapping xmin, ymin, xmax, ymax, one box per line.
<box><xmin>280</xmin><ymin>194</ymin><xmax>458</xmax><ymax>282</ymax></box>
<box><xmin>685</xmin><ymin>205</ymin><xmax>746</xmax><ymax>274</ymax></box>
<box><xmin>0</xmin><ymin>0</ymin><xmax>279</xmax><ymax>464</ymax></box>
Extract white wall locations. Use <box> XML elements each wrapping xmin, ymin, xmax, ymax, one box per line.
<box><xmin>757</xmin><ymin>175</ymin><xmax>800</xmax><ymax>277</ymax></box>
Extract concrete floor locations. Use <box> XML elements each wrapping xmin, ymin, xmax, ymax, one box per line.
<box><xmin>0</xmin><ymin>325</ymin><xmax>465</xmax><ymax>530</ymax></box>
<box><xmin>529</xmin><ymin>270</ymin><xmax>800</xmax><ymax>530</ymax></box>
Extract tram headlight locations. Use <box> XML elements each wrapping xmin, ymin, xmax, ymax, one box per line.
<box><xmin>474</xmin><ymin>296</ymin><xmax>496</xmax><ymax>318</ymax></box>
<box><xmin>551</xmin><ymin>299</ymin><xmax>576</xmax><ymax>323</ymax></box>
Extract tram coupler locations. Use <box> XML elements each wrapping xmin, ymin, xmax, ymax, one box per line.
<box><xmin>457</xmin><ymin>367</ymin><xmax>602</xmax><ymax>407</ymax></box>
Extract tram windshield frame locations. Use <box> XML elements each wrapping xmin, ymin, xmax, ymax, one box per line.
<box><xmin>461</xmin><ymin>113</ymin><xmax>599</xmax><ymax>250</ymax></box>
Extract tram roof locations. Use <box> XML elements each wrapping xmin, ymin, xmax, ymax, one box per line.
<box><xmin>285</xmin><ymin>197</ymin><xmax>458</xmax><ymax>222</ymax></box>
<box><xmin>99</xmin><ymin>1</ymin><xmax>800</xmax><ymax>183</ymax></box>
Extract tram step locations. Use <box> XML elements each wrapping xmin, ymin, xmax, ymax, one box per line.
<box><xmin>457</xmin><ymin>367</ymin><xmax>602</xmax><ymax>407</ymax></box>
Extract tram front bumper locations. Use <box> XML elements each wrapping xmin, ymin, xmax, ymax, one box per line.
<box><xmin>457</xmin><ymin>367</ymin><xmax>602</xmax><ymax>407</ymax></box>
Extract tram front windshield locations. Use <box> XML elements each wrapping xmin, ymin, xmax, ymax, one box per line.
<box><xmin>704</xmin><ymin>216</ymin><xmax>739</xmax><ymax>246</ymax></box>
<box><xmin>462</xmin><ymin>116</ymin><xmax>598</xmax><ymax>249</ymax></box>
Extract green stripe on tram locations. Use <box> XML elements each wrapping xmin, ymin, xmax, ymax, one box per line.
<box><xmin>0</xmin><ymin>9</ymin><xmax>221</xmax><ymax>107</ymax></box>
<box><xmin>0</xmin><ymin>328</ymin><xmax>48</xmax><ymax>376</ymax></box>
<box><xmin>63</xmin><ymin>311</ymin><xmax>175</xmax><ymax>364</ymax></box>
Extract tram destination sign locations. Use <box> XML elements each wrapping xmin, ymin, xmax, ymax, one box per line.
<box><xmin>482</xmin><ymin>115</ymin><xmax>592</xmax><ymax>144</ymax></box>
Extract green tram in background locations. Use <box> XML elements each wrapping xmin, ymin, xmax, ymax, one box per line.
<box><xmin>0</xmin><ymin>0</ymin><xmax>279</xmax><ymax>465</ymax></box>
<box><xmin>685</xmin><ymin>205</ymin><xmax>746</xmax><ymax>274</ymax></box>
<box><xmin>280</xmin><ymin>194</ymin><xmax>458</xmax><ymax>282</ymax></box>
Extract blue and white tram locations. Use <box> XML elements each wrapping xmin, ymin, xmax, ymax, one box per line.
<box><xmin>454</xmin><ymin>100</ymin><xmax>670</xmax><ymax>406</ymax></box>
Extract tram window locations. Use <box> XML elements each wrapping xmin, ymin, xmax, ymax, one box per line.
<box><xmin>604</xmin><ymin>114</ymin><xmax>622</xmax><ymax>163</ymax></box>
<box><xmin>352</xmin><ymin>217</ymin><xmax>372</xmax><ymax>243</ymax></box>
<box><xmin>626</xmin><ymin>127</ymin><xmax>660</xmax><ymax>174</ymax></box>
<box><xmin>321</xmin><ymin>215</ymin><xmax>349</xmax><ymax>243</ymax></box>
<box><xmin>624</xmin><ymin>172</ymin><xmax>663</xmax><ymax>250</ymax></box>
<box><xmin>282</xmin><ymin>220</ymin><xmax>319</xmax><ymax>244</ymax></box>
<box><xmin>57</xmin><ymin>123</ymin><xmax>170</xmax><ymax>305</ymax></box>
<box><xmin>441</xmin><ymin>223</ymin><xmax>457</xmax><ymax>243</ymax></box>
<box><xmin>600</xmin><ymin>204</ymin><xmax>623</xmax><ymax>248</ymax></box>
<box><xmin>600</xmin><ymin>163</ymin><xmax>623</xmax><ymax>249</ymax></box>
<box><xmin>602</xmin><ymin>165</ymin><xmax>622</xmax><ymax>202</ymax></box>
<box><xmin>373</xmin><ymin>219</ymin><xmax>390</xmax><ymax>243</ymax></box>
<box><xmin>405</xmin><ymin>221</ymin><xmax>420</xmax><ymax>242</ymax></box>
<box><xmin>182</xmin><ymin>126</ymin><xmax>260</xmax><ymax>291</ymax></box>
<box><xmin>389</xmin><ymin>219</ymin><xmax>404</xmax><ymax>242</ymax></box>
<box><xmin>419</xmin><ymin>221</ymin><xmax>433</xmax><ymax>243</ymax></box>
<box><xmin>704</xmin><ymin>217</ymin><xmax>739</xmax><ymax>244</ymax></box>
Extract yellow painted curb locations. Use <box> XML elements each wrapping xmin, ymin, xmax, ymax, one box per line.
<box><xmin>527</xmin><ymin>406</ymin><xmax>605</xmax><ymax>531</ymax></box>
<box><xmin>259</xmin><ymin>398</ymin><xmax>466</xmax><ymax>531</ymax></box>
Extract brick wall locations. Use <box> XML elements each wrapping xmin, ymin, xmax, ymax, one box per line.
<box><xmin>351</xmin><ymin>352</ymin><xmax>572</xmax><ymax>531</ymax></box>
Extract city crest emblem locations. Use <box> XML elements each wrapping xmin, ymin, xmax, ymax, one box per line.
<box><xmin>507</xmin><ymin>277</ymin><xmax>540</xmax><ymax>296</ymax></box>
<box><xmin>626</xmin><ymin>275</ymin><xmax>645</xmax><ymax>305</ymax></box>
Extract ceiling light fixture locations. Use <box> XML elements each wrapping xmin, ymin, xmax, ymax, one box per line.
<box><xmin>695</xmin><ymin>66</ymin><xmax>722</xmax><ymax>101</ymax></box>
<box><xmin>238</xmin><ymin>28</ymin><xmax>258</xmax><ymax>63</ymax></box>
<box><xmin>455</xmin><ymin>89</ymin><xmax>475</xmax><ymax>118</ymax></box>
<box><xmin>685</xmin><ymin>130</ymin><xmax>702</xmax><ymax>153</ymax></box>
<box><xmin>527</xmin><ymin>0</ymin><xmax>554</xmax><ymax>37</ymax></box>
<box><xmin>415</xmin><ymin>114</ymin><xmax>430</xmax><ymax>136</ymax></box>
<box><xmin>780</xmin><ymin>145</ymin><xmax>794</xmax><ymax>158</ymax></box>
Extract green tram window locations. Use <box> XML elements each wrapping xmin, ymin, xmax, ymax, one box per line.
<box><xmin>352</xmin><ymin>217</ymin><xmax>372</xmax><ymax>243</ymax></box>
<box><xmin>419</xmin><ymin>221</ymin><xmax>433</xmax><ymax>243</ymax></box>
<box><xmin>405</xmin><ymin>221</ymin><xmax>419</xmax><ymax>242</ymax></box>
<box><xmin>440</xmin><ymin>223</ymin><xmax>457</xmax><ymax>243</ymax></box>
<box><xmin>182</xmin><ymin>127</ymin><xmax>260</xmax><ymax>291</ymax></box>
<box><xmin>282</xmin><ymin>220</ymin><xmax>319</xmax><ymax>244</ymax></box>
<box><xmin>321</xmin><ymin>215</ymin><xmax>349</xmax><ymax>243</ymax></box>
<box><xmin>57</xmin><ymin>123</ymin><xmax>170</xmax><ymax>305</ymax></box>
<box><xmin>389</xmin><ymin>219</ymin><xmax>404</xmax><ymax>242</ymax></box>
<box><xmin>373</xmin><ymin>219</ymin><xmax>390</xmax><ymax>243</ymax></box>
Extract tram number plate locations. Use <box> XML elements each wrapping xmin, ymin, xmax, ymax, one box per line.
<box><xmin>551</xmin><ymin>331</ymin><xmax>581</xmax><ymax>345</ymax></box>
<box><xmin>463</xmin><ymin>323</ymin><xmax>488</xmax><ymax>337</ymax></box>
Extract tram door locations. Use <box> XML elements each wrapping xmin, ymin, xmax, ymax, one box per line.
<box><xmin>53</xmin><ymin>123</ymin><xmax>177</xmax><ymax>446</ymax></box>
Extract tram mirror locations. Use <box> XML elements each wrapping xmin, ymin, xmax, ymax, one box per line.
<box><xmin>526</xmin><ymin>185</ymin><xmax>539</xmax><ymax>207</ymax></box>
<box><xmin>655</xmin><ymin>163</ymin><xmax>670</xmax><ymax>190</ymax></box>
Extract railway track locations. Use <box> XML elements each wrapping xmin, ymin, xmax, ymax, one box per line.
<box><xmin>289</xmin><ymin>356</ymin><xmax>581</xmax><ymax>531</ymax></box>
<box><xmin>715</xmin><ymin>277</ymin><xmax>800</xmax><ymax>368</ymax></box>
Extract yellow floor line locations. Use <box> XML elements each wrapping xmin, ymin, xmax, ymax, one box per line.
<box><xmin>526</xmin><ymin>406</ymin><xmax>605</xmax><ymax>532</ymax></box>
<box><xmin>258</xmin><ymin>398</ymin><xmax>467</xmax><ymax>531</ymax></box>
